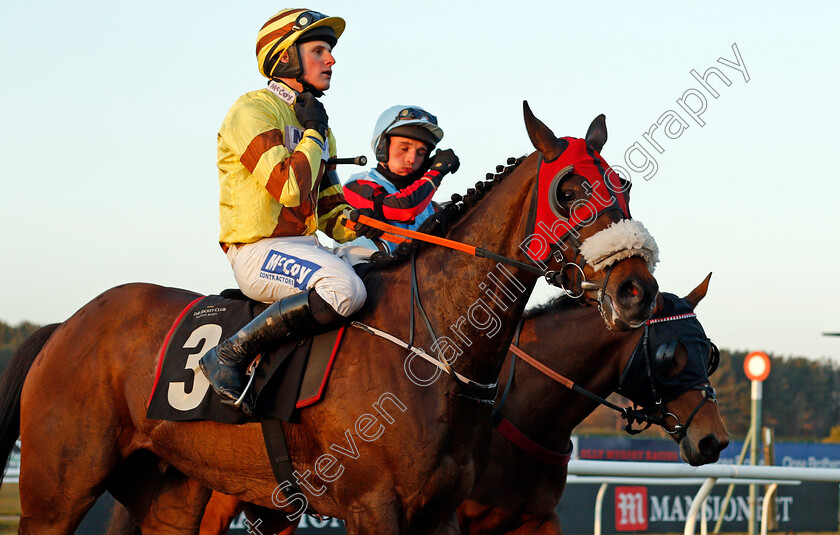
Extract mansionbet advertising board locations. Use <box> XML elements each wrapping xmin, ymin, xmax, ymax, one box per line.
<box><xmin>558</xmin><ymin>482</ymin><xmax>838</xmax><ymax>534</ymax></box>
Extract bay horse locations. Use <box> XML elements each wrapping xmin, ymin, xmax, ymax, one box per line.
<box><xmin>0</xmin><ymin>103</ymin><xmax>659</xmax><ymax>534</ymax></box>
<box><xmin>161</xmin><ymin>276</ymin><xmax>727</xmax><ymax>535</ymax></box>
<box><xmin>457</xmin><ymin>275</ymin><xmax>728</xmax><ymax>534</ymax></box>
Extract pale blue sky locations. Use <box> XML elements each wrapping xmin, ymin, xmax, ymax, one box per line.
<box><xmin>2</xmin><ymin>2</ymin><xmax>839</xmax><ymax>363</ymax></box>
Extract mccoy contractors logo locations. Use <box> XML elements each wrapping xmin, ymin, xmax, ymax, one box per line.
<box><xmin>285</xmin><ymin>125</ymin><xmax>330</xmax><ymax>161</ymax></box>
<box><xmin>615</xmin><ymin>486</ymin><xmax>648</xmax><ymax>531</ymax></box>
<box><xmin>285</xmin><ymin>125</ymin><xmax>306</xmax><ymax>151</ymax></box>
<box><xmin>260</xmin><ymin>251</ymin><xmax>321</xmax><ymax>291</ymax></box>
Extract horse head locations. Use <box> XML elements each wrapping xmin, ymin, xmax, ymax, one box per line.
<box><xmin>523</xmin><ymin>102</ymin><xmax>658</xmax><ymax>330</ymax></box>
<box><xmin>618</xmin><ymin>274</ymin><xmax>730</xmax><ymax>465</ymax></box>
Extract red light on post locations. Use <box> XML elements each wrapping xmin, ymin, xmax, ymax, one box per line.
<box><xmin>744</xmin><ymin>351</ymin><xmax>771</xmax><ymax>382</ymax></box>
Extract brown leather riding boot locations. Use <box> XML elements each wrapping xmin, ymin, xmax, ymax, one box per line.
<box><xmin>199</xmin><ymin>290</ymin><xmax>341</xmax><ymax>412</ymax></box>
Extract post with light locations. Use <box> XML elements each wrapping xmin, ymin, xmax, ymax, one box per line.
<box><xmin>743</xmin><ymin>351</ymin><xmax>771</xmax><ymax>535</ymax></box>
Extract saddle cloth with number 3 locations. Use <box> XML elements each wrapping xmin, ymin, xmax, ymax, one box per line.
<box><xmin>146</xmin><ymin>292</ymin><xmax>344</xmax><ymax>424</ymax></box>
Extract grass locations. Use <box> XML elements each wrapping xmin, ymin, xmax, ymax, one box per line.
<box><xmin>0</xmin><ymin>483</ymin><xmax>19</xmax><ymax>533</ymax></box>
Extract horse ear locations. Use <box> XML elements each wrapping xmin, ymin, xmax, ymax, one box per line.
<box><xmin>523</xmin><ymin>101</ymin><xmax>565</xmax><ymax>162</ymax></box>
<box><xmin>585</xmin><ymin>114</ymin><xmax>608</xmax><ymax>153</ymax></box>
<box><xmin>684</xmin><ymin>272</ymin><xmax>712</xmax><ymax>310</ymax></box>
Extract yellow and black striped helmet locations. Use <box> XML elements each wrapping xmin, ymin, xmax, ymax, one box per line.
<box><xmin>256</xmin><ymin>9</ymin><xmax>345</xmax><ymax>80</ymax></box>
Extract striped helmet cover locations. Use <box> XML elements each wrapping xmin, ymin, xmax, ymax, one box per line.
<box><xmin>255</xmin><ymin>8</ymin><xmax>346</xmax><ymax>79</ymax></box>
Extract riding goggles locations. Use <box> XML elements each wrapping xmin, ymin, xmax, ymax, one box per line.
<box><xmin>397</xmin><ymin>107</ymin><xmax>437</xmax><ymax>124</ymax></box>
<box><xmin>293</xmin><ymin>10</ymin><xmax>329</xmax><ymax>31</ymax></box>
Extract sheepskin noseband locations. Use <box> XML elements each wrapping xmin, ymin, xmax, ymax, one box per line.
<box><xmin>579</xmin><ymin>219</ymin><xmax>659</xmax><ymax>272</ymax></box>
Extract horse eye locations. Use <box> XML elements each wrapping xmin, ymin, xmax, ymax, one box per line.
<box><xmin>558</xmin><ymin>190</ymin><xmax>575</xmax><ymax>203</ymax></box>
<box><xmin>549</xmin><ymin>178</ymin><xmax>574</xmax><ymax>219</ymax></box>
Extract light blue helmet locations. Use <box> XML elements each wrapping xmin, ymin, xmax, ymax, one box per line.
<box><xmin>371</xmin><ymin>105</ymin><xmax>444</xmax><ymax>163</ymax></box>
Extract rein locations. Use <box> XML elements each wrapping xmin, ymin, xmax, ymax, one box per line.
<box><xmin>345</xmin><ymin>215</ymin><xmax>549</xmax><ymax>278</ymax></box>
<box><xmin>348</xmin><ymin>249</ymin><xmax>500</xmax><ymax>406</ymax></box>
<box><xmin>340</xmin><ymin>154</ymin><xmax>640</xmax><ymax>407</ymax></box>
<box><xmin>345</xmin><ymin>213</ymin><xmax>611</xmax><ymax>301</ymax></box>
<box><xmin>342</xmin><ymin>213</ymin><xmax>587</xmax><ymax>406</ymax></box>
<box><xmin>349</xmin><ymin>321</ymin><xmax>498</xmax><ymax>401</ymax></box>
<box><xmin>504</xmin><ymin>343</ymin><xmax>664</xmax><ymax>435</ymax></box>
<box><xmin>492</xmin><ymin>311</ymin><xmax>717</xmax><ymax>464</ymax></box>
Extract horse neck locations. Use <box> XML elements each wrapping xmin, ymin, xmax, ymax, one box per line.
<box><xmin>502</xmin><ymin>304</ymin><xmax>642</xmax><ymax>446</ymax></box>
<box><xmin>412</xmin><ymin>155</ymin><xmax>542</xmax><ymax>385</ymax></box>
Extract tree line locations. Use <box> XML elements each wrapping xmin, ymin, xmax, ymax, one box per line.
<box><xmin>0</xmin><ymin>320</ymin><xmax>41</xmax><ymax>373</ymax></box>
<box><xmin>1</xmin><ymin>320</ymin><xmax>838</xmax><ymax>440</ymax></box>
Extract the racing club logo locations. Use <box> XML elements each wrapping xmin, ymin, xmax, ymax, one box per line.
<box><xmin>259</xmin><ymin>251</ymin><xmax>321</xmax><ymax>290</ymax></box>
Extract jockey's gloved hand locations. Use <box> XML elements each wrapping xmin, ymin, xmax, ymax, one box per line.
<box><xmin>349</xmin><ymin>208</ymin><xmax>384</xmax><ymax>240</ymax></box>
<box><xmin>294</xmin><ymin>92</ymin><xmax>329</xmax><ymax>138</ymax></box>
<box><xmin>429</xmin><ymin>149</ymin><xmax>460</xmax><ymax>176</ymax></box>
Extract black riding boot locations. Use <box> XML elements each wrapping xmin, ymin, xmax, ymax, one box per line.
<box><xmin>199</xmin><ymin>289</ymin><xmax>342</xmax><ymax>412</ymax></box>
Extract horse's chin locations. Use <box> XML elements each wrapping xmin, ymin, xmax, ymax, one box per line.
<box><xmin>678</xmin><ymin>436</ymin><xmax>722</xmax><ymax>467</ymax></box>
<box><xmin>599</xmin><ymin>294</ymin><xmax>649</xmax><ymax>332</ymax></box>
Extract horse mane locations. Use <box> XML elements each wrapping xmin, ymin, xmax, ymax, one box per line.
<box><xmin>368</xmin><ymin>155</ymin><xmax>528</xmax><ymax>268</ymax></box>
<box><xmin>522</xmin><ymin>294</ymin><xmax>584</xmax><ymax>320</ymax></box>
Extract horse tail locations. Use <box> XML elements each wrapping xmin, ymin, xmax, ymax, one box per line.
<box><xmin>0</xmin><ymin>323</ymin><xmax>61</xmax><ymax>487</ymax></box>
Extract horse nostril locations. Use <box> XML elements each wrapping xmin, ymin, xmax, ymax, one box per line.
<box><xmin>698</xmin><ymin>434</ymin><xmax>721</xmax><ymax>457</ymax></box>
<box><xmin>617</xmin><ymin>279</ymin><xmax>645</xmax><ymax>307</ymax></box>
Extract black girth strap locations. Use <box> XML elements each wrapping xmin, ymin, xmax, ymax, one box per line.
<box><xmin>260</xmin><ymin>418</ymin><xmax>301</xmax><ymax>493</ymax></box>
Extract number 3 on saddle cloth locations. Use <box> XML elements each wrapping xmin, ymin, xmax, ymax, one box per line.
<box><xmin>146</xmin><ymin>290</ymin><xmax>345</xmax><ymax>425</ymax></box>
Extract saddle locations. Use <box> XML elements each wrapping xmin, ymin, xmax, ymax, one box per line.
<box><xmin>146</xmin><ymin>290</ymin><xmax>345</xmax><ymax>425</ymax></box>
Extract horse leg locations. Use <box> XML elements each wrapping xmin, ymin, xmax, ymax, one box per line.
<box><xmin>130</xmin><ymin>476</ymin><xmax>211</xmax><ymax>535</ymax></box>
<box><xmin>342</xmin><ymin>504</ymin><xmax>402</xmax><ymax>535</ymax></box>
<box><xmin>18</xmin><ymin>477</ymin><xmax>101</xmax><ymax>534</ymax></box>
<box><xmin>410</xmin><ymin>511</ymin><xmax>460</xmax><ymax>535</ymax></box>
<box><xmin>200</xmin><ymin>492</ymin><xmax>243</xmax><ymax>535</ymax></box>
<box><xmin>18</xmin><ymin>415</ymin><xmax>120</xmax><ymax>534</ymax></box>
<box><xmin>534</xmin><ymin>514</ymin><xmax>564</xmax><ymax>535</ymax></box>
<box><xmin>505</xmin><ymin>513</ymin><xmax>564</xmax><ymax>535</ymax></box>
<box><xmin>108</xmin><ymin>453</ymin><xmax>212</xmax><ymax>534</ymax></box>
<box><xmin>241</xmin><ymin>503</ymin><xmax>296</xmax><ymax>535</ymax></box>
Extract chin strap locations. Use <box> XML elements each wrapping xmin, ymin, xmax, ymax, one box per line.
<box><xmin>298</xmin><ymin>80</ymin><xmax>324</xmax><ymax>98</ymax></box>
